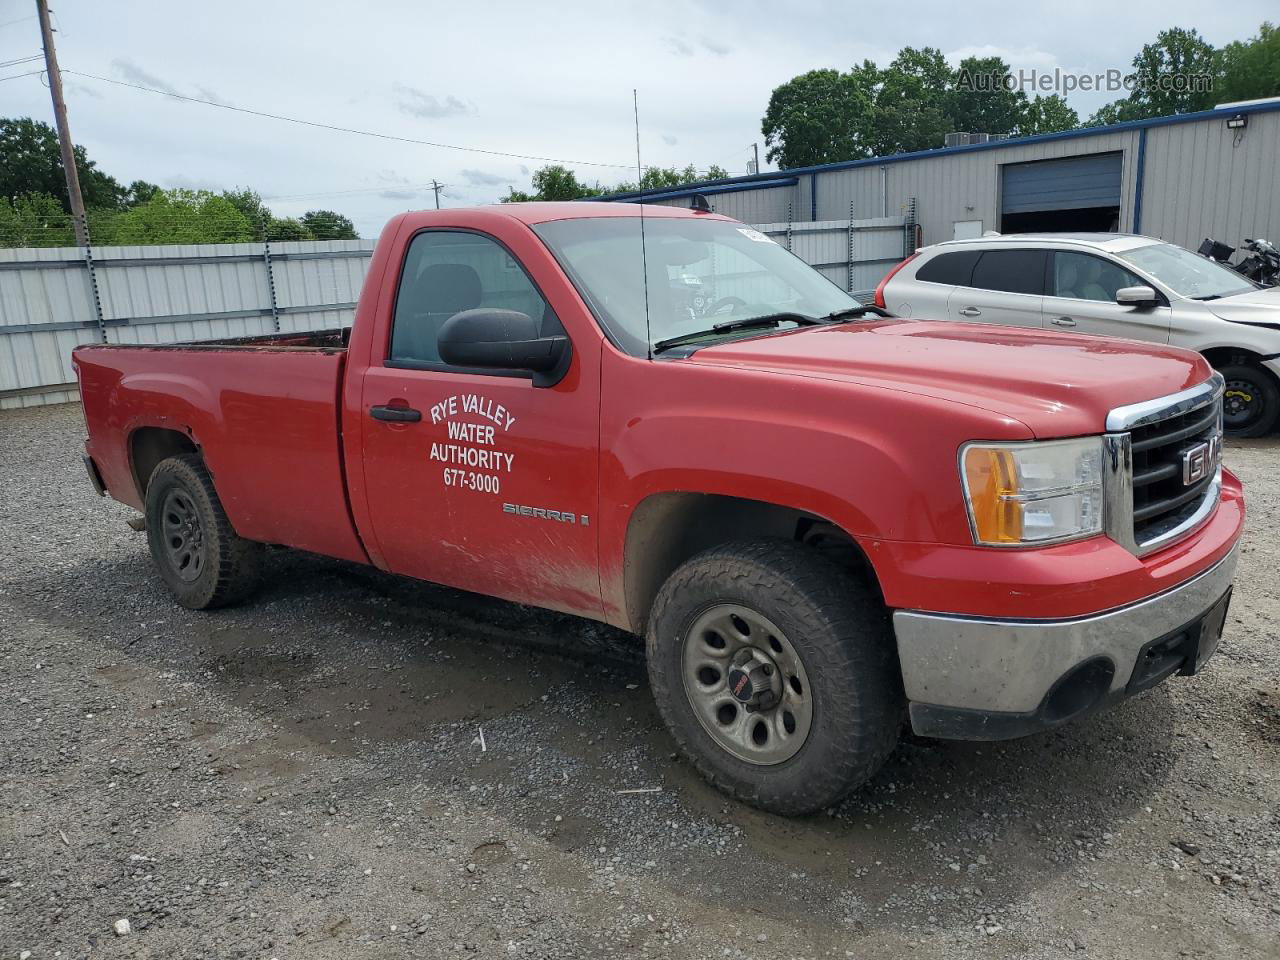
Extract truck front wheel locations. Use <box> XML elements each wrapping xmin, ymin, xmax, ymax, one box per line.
<box><xmin>646</xmin><ymin>539</ymin><xmax>901</xmax><ymax>815</ymax></box>
<box><xmin>144</xmin><ymin>454</ymin><xmax>263</xmax><ymax>610</ymax></box>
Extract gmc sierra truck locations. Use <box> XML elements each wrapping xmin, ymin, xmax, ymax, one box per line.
<box><xmin>74</xmin><ymin>202</ymin><xmax>1244</xmax><ymax>815</ymax></box>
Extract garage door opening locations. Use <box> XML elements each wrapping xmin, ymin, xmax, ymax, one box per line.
<box><xmin>1000</xmin><ymin>152</ymin><xmax>1123</xmax><ymax>234</ymax></box>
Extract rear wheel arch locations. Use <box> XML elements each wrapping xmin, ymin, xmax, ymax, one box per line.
<box><xmin>620</xmin><ymin>491</ymin><xmax>882</xmax><ymax>635</ymax></box>
<box><xmin>129</xmin><ymin>426</ymin><xmax>198</xmax><ymax>499</ymax></box>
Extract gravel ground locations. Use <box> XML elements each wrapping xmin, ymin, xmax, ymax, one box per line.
<box><xmin>1</xmin><ymin>401</ymin><xmax>1277</xmax><ymax>960</ymax></box>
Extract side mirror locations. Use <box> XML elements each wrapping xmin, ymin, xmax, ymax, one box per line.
<box><xmin>437</xmin><ymin>308</ymin><xmax>571</xmax><ymax>386</ymax></box>
<box><xmin>1115</xmin><ymin>285</ymin><xmax>1159</xmax><ymax>309</ymax></box>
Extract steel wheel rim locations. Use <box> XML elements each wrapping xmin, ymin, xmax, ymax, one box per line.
<box><xmin>160</xmin><ymin>488</ymin><xmax>205</xmax><ymax>583</ymax></box>
<box><xmin>1223</xmin><ymin>380</ymin><xmax>1262</xmax><ymax>430</ymax></box>
<box><xmin>680</xmin><ymin>603</ymin><xmax>813</xmax><ymax>765</ymax></box>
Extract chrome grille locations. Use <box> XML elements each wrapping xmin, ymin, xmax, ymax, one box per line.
<box><xmin>1103</xmin><ymin>374</ymin><xmax>1224</xmax><ymax>556</ymax></box>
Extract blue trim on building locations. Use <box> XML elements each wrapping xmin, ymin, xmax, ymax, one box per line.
<box><xmin>1132</xmin><ymin>127</ymin><xmax>1148</xmax><ymax>234</ymax></box>
<box><xmin>599</xmin><ymin>100</ymin><xmax>1280</xmax><ymax>203</ymax></box>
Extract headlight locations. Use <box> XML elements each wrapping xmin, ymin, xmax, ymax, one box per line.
<box><xmin>960</xmin><ymin>437</ymin><xmax>1104</xmax><ymax>546</ymax></box>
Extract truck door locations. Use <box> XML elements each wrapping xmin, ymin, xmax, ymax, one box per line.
<box><xmin>1042</xmin><ymin>250</ymin><xmax>1171</xmax><ymax>343</ymax></box>
<box><xmin>357</xmin><ymin>228</ymin><xmax>601</xmax><ymax>618</ymax></box>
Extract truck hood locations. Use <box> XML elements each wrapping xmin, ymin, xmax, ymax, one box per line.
<box><xmin>1203</xmin><ymin>285</ymin><xmax>1280</xmax><ymax>330</ymax></box>
<box><xmin>687</xmin><ymin>319</ymin><xmax>1212</xmax><ymax>438</ymax></box>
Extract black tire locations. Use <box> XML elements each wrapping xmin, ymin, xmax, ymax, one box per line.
<box><xmin>144</xmin><ymin>454</ymin><xmax>263</xmax><ymax>610</ymax></box>
<box><xmin>646</xmin><ymin>538</ymin><xmax>902</xmax><ymax>816</ymax></box>
<box><xmin>1217</xmin><ymin>362</ymin><xmax>1280</xmax><ymax>438</ymax></box>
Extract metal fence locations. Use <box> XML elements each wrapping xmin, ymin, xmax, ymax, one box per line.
<box><xmin>1</xmin><ymin>212</ymin><xmax>915</xmax><ymax>411</ymax></box>
<box><xmin>754</xmin><ymin>213</ymin><xmax>913</xmax><ymax>301</ymax></box>
<box><xmin>0</xmin><ymin>239</ymin><xmax>374</xmax><ymax>409</ymax></box>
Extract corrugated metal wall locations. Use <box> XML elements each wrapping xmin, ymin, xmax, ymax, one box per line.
<box><xmin>1139</xmin><ymin>109</ymin><xmax>1280</xmax><ymax>252</ymax></box>
<box><xmin>0</xmin><ymin>239</ymin><xmax>374</xmax><ymax>409</ymax></box>
<box><xmin>811</xmin><ymin>129</ymin><xmax>1142</xmax><ymax>247</ymax></box>
<box><xmin>0</xmin><ymin>247</ymin><xmax>102</xmax><ymax>409</ymax></box>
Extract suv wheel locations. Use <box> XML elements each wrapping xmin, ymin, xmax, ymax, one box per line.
<box><xmin>646</xmin><ymin>539</ymin><xmax>901</xmax><ymax>815</ymax></box>
<box><xmin>1218</xmin><ymin>363</ymin><xmax>1280</xmax><ymax>437</ymax></box>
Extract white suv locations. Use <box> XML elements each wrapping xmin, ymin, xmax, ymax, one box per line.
<box><xmin>876</xmin><ymin>233</ymin><xmax>1280</xmax><ymax>436</ymax></box>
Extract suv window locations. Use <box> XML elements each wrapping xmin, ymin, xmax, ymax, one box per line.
<box><xmin>916</xmin><ymin>250</ymin><xmax>980</xmax><ymax>285</ymax></box>
<box><xmin>389</xmin><ymin>230</ymin><xmax>561</xmax><ymax>367</ymax></box>
<box><xmin>969</xmin><ymin>249</ymin><xmax>1047</xmax><ymax>295</ymax></box>
<box><xmin>1051</xmin><ymin>251</ymin><xmax>1144</xmax><ymax>303</ymax></box>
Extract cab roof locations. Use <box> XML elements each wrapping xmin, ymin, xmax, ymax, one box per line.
<box><xmin>418</xmin><ymin>201</ymin><xmax>731</xmax><ymax>226</ymax></box>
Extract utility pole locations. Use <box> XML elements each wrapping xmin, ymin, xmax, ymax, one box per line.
<box><xmin>35</xmin><ymin>0</ymin><xmax>88</xmax><ymax>247</ymax></box>
<box><xmin>752</xmin><ymin>143</ymin><xmax>760</xmax><ymax>176</ymax></box>
<box><xmin>430</xmin><ymin>179</ymin><xmax>442</xmax><ymax>209</ymax></box>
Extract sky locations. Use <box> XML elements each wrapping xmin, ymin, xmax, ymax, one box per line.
<box><xmin>1</xmin><ymin>0</ymin><xmax>1274</xmax><ymax>237</ymax></box>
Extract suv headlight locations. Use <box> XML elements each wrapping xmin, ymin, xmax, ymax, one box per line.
<box><xmin>961</xmin><ymin>437</ymin><xmax>1104</xmax><ymax>546</ymax></box>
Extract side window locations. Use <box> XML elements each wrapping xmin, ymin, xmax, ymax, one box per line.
<box><xmin>970</xmin><ymin>249</ymin><xmax>1047</xmax><ymax>295</ymax></box>
<box><xmin>389</xmin><ymin>231</ymin><xmax>560</xmax><ymax>367</ymax></box>
<box><xmin>916</xmin><ymin>250</ymin><xmax>980</xmax><ymax>286</ymax></box>
<box><xmin>1051</xmin><ymin>251</ymin><xmax>1144</xmax><ymax>303</ymax></box>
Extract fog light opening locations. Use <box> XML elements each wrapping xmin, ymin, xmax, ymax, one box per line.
<box><xmin>1042</xmin><ymin>657</ymin><xmax>1115</xmax><ymax>724</ymax></box>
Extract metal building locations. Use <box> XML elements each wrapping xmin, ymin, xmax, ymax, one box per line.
<box><xmin>605</xmin><ymin>100</ymin><xmax>1280</xmax><ymax>287</ymax></box>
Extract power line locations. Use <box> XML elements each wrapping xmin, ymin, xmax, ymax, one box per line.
<box><xmin>0</xmin><ymin>54</ymin><xmax>42</xmax><ymax>68</ymax></box>
<box><xmin>0</xmin><ymin>68</ymin><xmax>42</xmax><ymax>82</ymax></box>
<box><xmin>64</xmin><ymin>68</ymin><xmax>647</xmax><ymax>170</ymax></box>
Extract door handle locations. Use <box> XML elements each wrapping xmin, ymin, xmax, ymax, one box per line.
<box><xmin>370</xmin><ymin>404</ymin><xmax>422</xmax><ymax>423</ymax></box>
<box><xmin>958</xmin><ymin>307</ymin><xmax>982</xmax><ymax>317</ymax></box>
<box><xmin>1050</xmin><ymin>316</ymin><xmax>1077</xmax><ymax>328</ymax></box>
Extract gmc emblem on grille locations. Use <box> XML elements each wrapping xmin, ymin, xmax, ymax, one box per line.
<box><xmin>1182</xmin><ymin>438</ymin><xmax>1218</xmax><ymax>485</ymax></box>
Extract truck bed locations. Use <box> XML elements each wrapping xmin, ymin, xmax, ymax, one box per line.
<box><xmin>73</xmin><ymin>331</ymin><xmax>368</xmax><ymax>565</ymax></box>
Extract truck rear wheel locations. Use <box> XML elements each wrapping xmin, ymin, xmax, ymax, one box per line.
<box><xmin>144</xmin><ymin>454</ymin><xmax>263</xmax><ymax>610</ymax></box>
<box><xmin>646</xmin><ymin>539</ymin><xmax>901</xmax><ymax>815</ymax></box>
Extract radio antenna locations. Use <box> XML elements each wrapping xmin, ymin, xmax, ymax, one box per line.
<box><xmin>634</xmin><ymin>88</ymin><xmax>652</xmax><ymax>358</ymax></box>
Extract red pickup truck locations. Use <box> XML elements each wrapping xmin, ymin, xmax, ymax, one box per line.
<box><xmin>74</xmin><ymin>202</ymin><xmax>1244</xmax><ymax>815</ymax></box>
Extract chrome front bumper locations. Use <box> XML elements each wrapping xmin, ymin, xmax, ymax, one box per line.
<box><xmin>893</xmin><ymin>543</ymin><xmax>1239</xmax><ymax>740</ymax></box>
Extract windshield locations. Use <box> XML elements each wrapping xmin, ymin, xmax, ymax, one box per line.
<box><xmin>1116</xmin><ymin>242</ymin><xmax>1256</xmax><ymax>300</ymax></box>
<box><xmin>533</xmin><ymin>216</ymin><xmax>860</xmax><ymax>355</ymax></box>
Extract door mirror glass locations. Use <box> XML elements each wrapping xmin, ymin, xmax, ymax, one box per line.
<box><xmin>1115</xmin><ymin>285</ymin><xmax>1159</xmax><ymax>308</ymax></box>
<box><xmin>437</xmin><ymin>308</ymin><xmax>571</xmax><ymax>385</ymax></box>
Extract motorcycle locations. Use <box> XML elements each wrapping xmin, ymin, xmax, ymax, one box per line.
<box><xmin>1198</xmin><ymin>237</ymin><xmax>1279</xmax><ymax>287</ymax></box>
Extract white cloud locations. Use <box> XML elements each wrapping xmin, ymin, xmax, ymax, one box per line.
<box><xmin>394</xmin><ymin>84</ymin><xmax>475</xmax><ymax>119</ymax></box>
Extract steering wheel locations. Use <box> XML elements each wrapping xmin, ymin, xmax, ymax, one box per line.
<box><xmin>706</xmin><ymin>296</ymin><xmax>748</xmax><ymax>317</ymax></box>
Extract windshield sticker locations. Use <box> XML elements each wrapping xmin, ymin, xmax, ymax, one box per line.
<box><xmin>736</xmin><ymin>227</ymin><xmax>774</xmax><ymax>243</ymax></box>
<box><xmin>428</xmin><ymin>393</ymin><xmax>516</xmax><ymax>496</ymax></box>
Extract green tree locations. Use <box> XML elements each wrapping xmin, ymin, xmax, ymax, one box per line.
<box><xmin>761</xmin><ymin>67</ymin><xmax>876</xmax><ymax>168</ymax></box>
<box><xmin>124</xmin><ymin>180</ymin><xmax>161</xmax><ymax>207</ymax></box>
<box><xmin>220</xmin><ymin>187</ymin><xmax>272</xmax><ymax>232</ymax></box>
<box><xmin>266</xmin><ymin>217</ymin><xmax>311</xmax><ymax>241</ymax></box>
<box><xmin>0</xmin><ymin>192</ymin><xmax>75</xmax><ymax>247</ymax></box>
<box><xmin>609</xmin><ymin>164</ymin><xmax>734</xmax><ymax>194</ymax></box>
<box><xmin>301</xmin><ymin>209</ymin><xmax>357</xmax><ymax>239</ymax></box>
<box><xmin>109</xmin><ymin>189</ymin><xmax>256</xmax><ymax>245</ymax></box>
<box><xmin>0</xmin><ymin>117</ymin><xmax>126</xmax><ymax>211</ymax></box>
<box><xmin>1217</xmin><ymin>21</ymin><xmax>1280</xmax><ymax>103</ymax></box>
<box><xmin>1089</xmin><ymin>26</ymin><xmax>1220</xmax><ymax>124</ymax></box>
<box><xmin>950</xmin><ymin>56</ymin><xmax>1028</xmax><ymax>135</ymax></box>
<box><xmin>867</xmin><ymin>47</ymin><xmax>953</xmax><ymax>155</ymax></box>
<box><xmin>1021</xmin><ymin>94</ymin><xmax>1079</xmax><ymax>134</ymax></box>
<box><xmin>502</xmin><ymin>164</ymin><xmax>600</xmax><ymax>202</ymax></box>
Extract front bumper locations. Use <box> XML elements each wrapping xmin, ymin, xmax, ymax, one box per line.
<box><xmin>893</xmin><ymin>542</ymin><xmax>1239</xmax><ymax>740</ymax></box>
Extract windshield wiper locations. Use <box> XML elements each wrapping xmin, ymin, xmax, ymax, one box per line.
<box><xmin>652</xmin><ymin>313</ymin><xmax>821</xmax><ymax>353</ymax></box>
<box><xmin>1191</xmin><ymin>294</ymin><xmax>1222</xmax><ymax>301</ymax></box>
<box><xmin>819</xmin><ymin>304</ymin><xmax>893</xmax><ymax>322</ymax></box>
